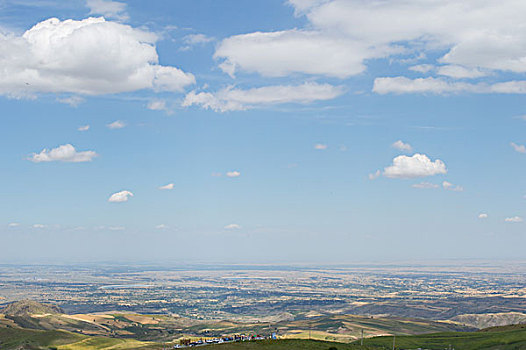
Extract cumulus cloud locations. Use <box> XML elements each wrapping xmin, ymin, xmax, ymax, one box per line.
<box><xmin>32</xmin><ymin>224</ymin><xmax>45</xmax><ymax>228</ymax></box>
<box><xmin>215</xmin><ymin>0</ymin><xmax>526</xmax><ymax>85</ymax></box>
<box><xmin>78</xmin><ymin>125</ymin><xmax>90</xmax><ymax>131</ymax></box>
<box><xmin>442</xmin><ymin>181</ymin><xmax>464</xmax><ymax>192</ymax></box>
<box><xmin>108</xmin><ymin>190</ymin><xmax>133</xmax><ymax>203</ymax></box>
<box><xmin>383</xmin><ymin>153</ymin><xmax>447</xmax><ymax>179</ymax></box>
<box><xmin>226</xmin><ymin>171</ymin><xmax>241</xmax><ymax>178</ymax></box>
<box><xmin>8</xmin><ymin>222</ymin><xmax>20</xmax><ymax>227</ymax></box>
<box><xmin>159</xmin><ymin>183</ymin><xmax>174</xmax><ymax>190</ymax></box>
<box><xmin>392</xmin><ymin>140</ymin><xmax>413</xmax><ymax>152</ymax></box>
<box><xmin>511</xmin><ymin>142</ymin><xmax>526</xmax><ymax>153</ymax></box>
<box><xmin>224</xmin><ymin>223</ymin><xmax>241</xmax><ymax>230</ymax></box>
<box><xmin>30</xmin><ymin>144</ymin><xmax>97</xmax><ymax>163</ymax></box>
<box><xmin>478</xmin><ymin>213</ymin><xmax>488</xmax><ymax>219</ymax></box>
<box><xmin>182</xmin><ymin>82</ymin><xmax>344</xmax><ymax>112</ymax></box>
<box><xmin>156</xmin><ymin>224</ymin><xmax>168</xmax><ymax>229</ymax></box>
<box><xmin>505</xmin><ymin>216</ymin><xmax>523</xmax><ymax>223</ymax></box>
<box><xmin>412</xmin><ymin>182</ymin><xmax>439</xmax><ymax>189</ymax></box>
<box><xmin>87</xmin><ymin>0</ymin><xmax>128</xmax><ymax>21</ymax></box>
<box><xmin>107</xmin><ymin>120</ymin><xmax>126</xmax><ymax>129</ymax></box>
<box><xmin>0</xmin><ymin>17</ymin><xmax>194</xmax><ymax>98</ymax></box>
<box><xmin>314</xmin><ymin>143</ymin><xmax>328</xmax><ymax>150</ymax></box>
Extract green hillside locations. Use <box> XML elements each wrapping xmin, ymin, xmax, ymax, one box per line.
<box><xmin>359</xmin><ymin>325</ymin><xmax>526</xmax><ymax>350</ymax></box>
<box><xmin>1</xmin><ymin>325</ymin><xmax>525</xmax><ymax>350</ymax></box>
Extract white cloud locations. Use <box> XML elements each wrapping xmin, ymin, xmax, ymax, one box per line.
<box><xmin>156</xmin><ymin>224</ymin><xmax>168</xmax><ymax>229</ymax></box>
<box><xmin>442</xmin><ymin>181</ymin><xmax>464</xmax><ymax>192</ymax></box>
<box><xmin>368</xmin><ymin>170</ymin><xmax>381</xmax><ymax>180</ymax></box>
<box><xmin>211</xmin><ymin>172</ymin><xmax>222</xmax><ymax>177</ymax></box>
<box><xmin>30</xmin><ymin>144</ymin><xmax>97</xmax><ymax>163</ymax></box>
<box><xmin>108</xmin><ymin>225</ymin><xmax>125</xmax><ymax>231</ymax></box>
<box><xmin>373</xmin><ymin>77</ymin><xmax>526</xmax><ymax>95</ymax></box>
<box><xmin>32</xmin><ymin>224</ymin><xmax>45</xmax><ymax>228</ymax></box>
<box><xmin>215</xmin><ymin>30</ymin><xmax>374</xmax><ymax>78</ymax></box>
<box><xmin>478</xmin><ymin>213</ymin><xmax>488</xmax><ymax>219</ymax></box>
<box><xmin>182</xmin><ymin>82</ymin><xmax>344</xmax><ymax>112</ymax></box>
<box><xmin>108</xmin><ymin>190</ymin><xmax>133</xmax><ymax>203</ymax></box>
<box><xmin>7</xmin><ymin>222</ymin><xmax>20</xmax><ymax>227</ymax></box>
<box><xmin>383</xmin><ymin>153</ymin><xmax>447</xmax><ymax>179</ymax></box>
<box><xmin>412</xmin><ymin>182</ymin><xmax>439</xmax><ymax>189</ymax></box>
<box><xmin>86</xmin><ymin>0</ymin><xmax>128</xmax><ymax>21</ymax></box>
<box><xmin>216</xmin><ymin>0</ymin><xmax>526</xmax><ymax>82</ymax></box>
<box><xmin>226</xmin><ymin>171</ymin><xmax>241</xmax><ymax>178</ymax></box>
<box><xmin>437</xmin><ymin>65</ymin><xmax>486</xmax><ymax>79</ymax></box>
<box><xmin>314</xmin><ymin>143</ymin><xmax>328</xmax><ymax>150</ymax></box>
<box><xmin>57</xmin><ymin>96</ymin><xmax>85</xmax><ymax>107</ymax></box>
<box><xmin>224</xmin><ymin>223</ymin><xmax>241</xmax><ymax>230</ymax></box>
<box><xmin>511</xmin><ymin>142</ymin><xmax>526</xmax><ymax>154</ymax></box>
<box><xmin>78</xmin><ymin>125</ymin><xmax>90</xmax><ymax>131</ymax></box>
<box><xmin>147</xmin><ymin>99</ymin><xmax>168</xmax><ymax>112</ymax></box>
<box><xmin>107</xmin><ymin>120</ymin><xmax>126</xmax><ymax>129</ymax></box>
<box><xmin>392</xmin><ymin>140</ymin><xmax>413</xmax><ymax>152</ymax></box>
<box><xmin>505</xmin><ymin>216</ymin><xmax>523</xmax><ymax>223</ymax></box>
<box><xmin>409</xmin><ymin>64</ymin><xmax>435</xmax><ymax>73</ymax></box>
<box><xmin>180</xmin><ymin>33</ymin><xmax>214</xmax><ymax>51</ymax></box>
<box><xmin>0</xmin><ymin>17</ymin><xmax>194</xmax><ymax>98</ymax></box>
<box><xmin>159</xmin><ymin>183</ymin><xmax>174</xmax><ymax>190</ymax></box>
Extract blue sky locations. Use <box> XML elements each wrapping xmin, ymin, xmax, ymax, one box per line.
<box><xmin>0</xmin><ymin>0</ymin><xmax>525</xmax><ymax>263</ymax></box>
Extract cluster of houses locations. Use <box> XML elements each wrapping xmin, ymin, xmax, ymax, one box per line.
<box><xmin>174</xmin><ymin>333</ymin><xmax>277</xmax><ymax>348</ymax></box>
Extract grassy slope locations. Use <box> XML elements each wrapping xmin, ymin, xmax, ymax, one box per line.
<box><xmin>360</xmin><ymin>327</ymin><xmax>526</xmax><ymax>350</ymax></box>
<box><xmin>0</xmin><ymin>327</ymin><xmax>83</xmax><ymax>349</ymax></box>
<box><xmin>0</xmin><ymin>327</ymin><xmax>156</xmax><ymax>350</ymax></box>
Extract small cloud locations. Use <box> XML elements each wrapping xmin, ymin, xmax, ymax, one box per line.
<box><xmin>159</xmin><ymin>183</ymin><xmax>174</xmax><ymax>190</ymax></box>
<box><xmin>156</xmin><ymin>224</ymin><xmax>168</xmax><ymax>229</ymax></box>
<box><xmin>180</xmin><ymin>33</ymin><xmax>214</xmax><ymax>51</ymax></box>
<box><xmin>505</xmin><ymin>216</ymin><xmax>523</xmax><ymax>223</ymax></box>
<box><xmin>78</xmin><ymin>125</ymin><xmax>90</xmax><ymax>132</ymax></box>
<box><xmin>32</xmin><ymin>224</ymin><xmax>45</xmax><ymax>229</ymax></box>
<box><xmin>30</xmin><ymin>144</ymin><xmax>97</xmax><ymax>163</ymax></box>
<box><xmin>442</xmin><ymin>181</ymin><xmax>464</xmax><ymax>192</ymax></box>
<box><xmin>409</xmin><ymin>64</ymin><xmax>435</xmax><ymax>73</ymax></box>
<box><xmin>108</xmin><ymin>190</ymin><xmax>133</xmax><ymax>203</ymax></box>
<box><xmin>86</xmin><ymin>0</ymin><xmax>129</xmax><ymax>21</ymax></box>
<box><xmin>383</xmin><ymin>153</ymin><xmax>447</xmax><ymax>179</ymax></box>
<box><xmin>224</xmin><ymin>223</ymin><xmax>241</xmax><ymax>230</ymax></box>
<box><xmin>368</xmin><ymin>170</ymin><xmax>381</xmax><ymax>180</ymax></box>
<box><xmin>211</xmin><ymin>172</ymin><xmax>222</xmax><ymax>177</ymax></box>
<box><xmin>108</xmin><ymin>226</ymin><xmax>125</xmax><ymax>231</ymax></box>
<box><xmin>147</xmin><ymin>99</ymin><xmax>172</xmax><ymax>114</ymax></box>
<box><xmin>412</xmin><ymin>182</ymin><xmax>439</xmax><ymax>189</ymax></box>
<box><xmin>478</xmin><ymin>213</ymin><xmax>488</xmax><ymax>219</ymax></box>
<box><xmin>314</xmin><ymin>143</ymin><xmax>328</xmax><ymax>150</ymax></box>
<box><xmin>511</xmin><ymin>142</ymin><xmax>526</xmax><ymax>153</ymax></box>
<box><xmin>7</xmin><ymin>222</ymin><xmax>20</xmax><ymax>227</ymax></box>
<box><xmin>226</xmin><ymin>171</ymin><xmax>241</xmax><ymax>178</ymax></box>
<box><xmin>57</xmin><ymin>95</ymin><xmax>85</xmax><ymax>107</ymax></box>
<box><xmin>391</xmin><ymin>140</ymin><xmax>413</xmax><ymax>152</ymax></box>
<box><xmin>107</xmin><ymin>120</ymin><xmax>126</xmax><ymax>129</ymax></box>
